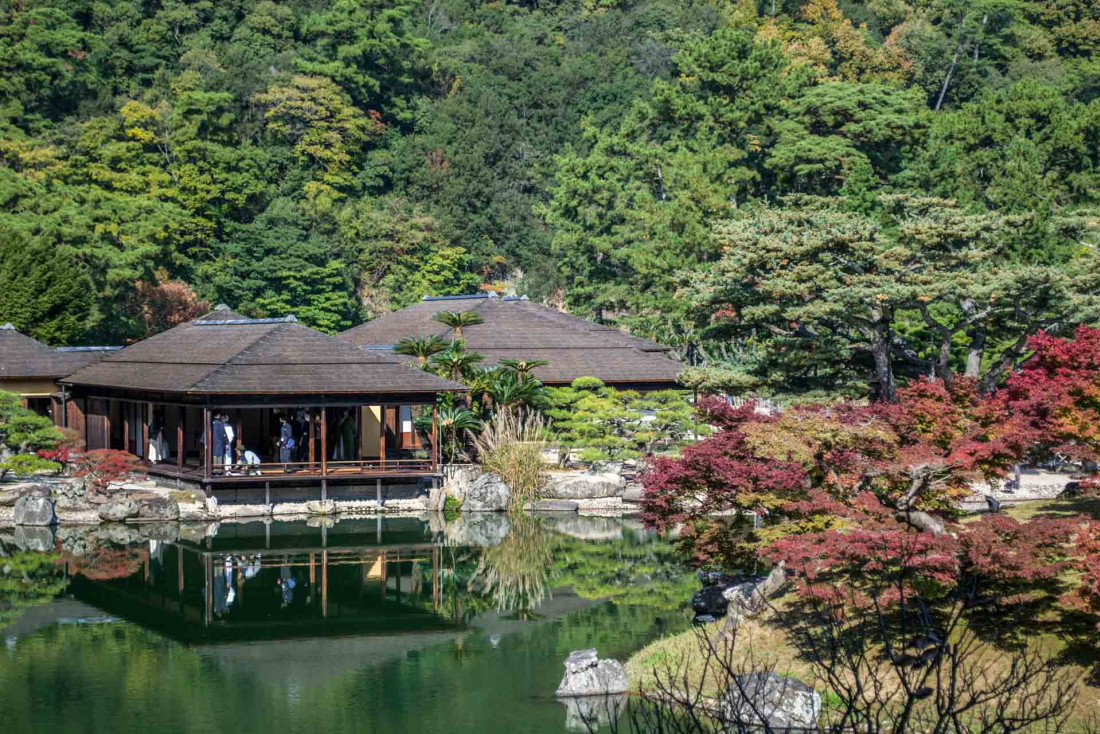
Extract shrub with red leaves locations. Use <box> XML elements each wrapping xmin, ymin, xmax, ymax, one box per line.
<box><xmin>73</xmin><ymin>449</ymin><xmax>144</xmax><ymax>493</ymax></box>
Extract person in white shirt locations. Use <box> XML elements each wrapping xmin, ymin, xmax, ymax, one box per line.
<box><xmin>236</xmin><ymin>447</ymin><xmax>262</xmax><ymax>476</ymax></box>
<box><xmin>221</xmin><ymin>413</ymin><xmax>235</xmax><ymax>468</ymax></box>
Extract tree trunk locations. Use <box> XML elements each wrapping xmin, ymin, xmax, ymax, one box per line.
<box><xmin>964</xmin><ymin>329</ymin><xmax>985</xmax><ymax>378</ymax></box>
<box><xmin>978</xmin><ymin>332</ymin><xmax>1030</xmax><ymax>393</ymax></box>
<box><xmin>869</xmin><ymin>316</ymin><xmax>897</xmax><ymax>402</ymax></box>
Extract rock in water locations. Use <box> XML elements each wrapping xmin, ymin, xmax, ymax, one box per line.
<box><xmin>13</xmin><ymin>495</ymin><xmax>57</xmax><ymax>526</ymax></box>
<box><xmin>98</xmin><ymin>498</ymin><xmax>140</xmax><ymax>522</ymax></box>
<box><xmin>692</xmin><ymin>585</ymin><xmax>730</xmax><ymax>617</ymax></box>
<box><xmin>722</xmin><ymin>673</ymin><xmax>822</xmax><ymax>731</ymax></box>
<box><xmin>137</xmin><ymin>496</ymin><xmax>180</xmax><ymax>521</ymax></box>
<box><xmin>556</xmin><ymin>649</ymin><xmax>630</xmax><ymax>697</ymax></box>
<box><xmin>722</xmin><ymin>564</ymin><xmax>787</xmax><ymax>618</ymax></box>
<box><xmin>461</xmin><ymin>472</ymin><xmax>511</xmax><ymax>512</ymax></box>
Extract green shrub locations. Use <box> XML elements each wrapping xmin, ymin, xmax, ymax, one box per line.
<box><xmin>0</xmin><ymin>454</ymin><xmax>61</xmax><ymax>480</ymax></box>
<box><xmin>443</xmin><ymin>494</ymin><xmax>462</xmax><ymax>522</ymax></box>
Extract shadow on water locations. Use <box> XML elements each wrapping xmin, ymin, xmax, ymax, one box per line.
<box><xmin>0</xmin><ymin>514</ymin><xmax>696</xmax><ymax>734</ymax></box>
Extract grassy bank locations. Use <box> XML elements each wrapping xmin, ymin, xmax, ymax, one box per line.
<box><xmin>627</xmin><ymin>496</ymin><xmax>1100</xmax><ymax>729</ymax></box>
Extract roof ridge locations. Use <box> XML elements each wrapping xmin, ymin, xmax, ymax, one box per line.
<box><xmin>191</xmin><ymin>320</ymin><xmax>286</xmax><ymax>389</ymax></box>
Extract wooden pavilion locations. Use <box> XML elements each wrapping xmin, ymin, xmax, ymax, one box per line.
<box><xmin>0</xmin><ymin>323</ymin><xmax>119</xmax><ymax>424</ymax></box>
<box><xmin>338</xmin><ymin>293</ymin><xmax>683</xmax><ymax>390</ymax></box>
<box><xmin>59</xmin><ymin>306</ymin><xmax>464</xmax><ymax>494</ymax></box>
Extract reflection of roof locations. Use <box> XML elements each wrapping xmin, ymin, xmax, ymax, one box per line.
<box><xmin>0</xmin><ymin>324</ymin><xmax>119</xmax><ymax>380</ymax></box>
<box><xmin>338</xmin><ymin>295</ymin><xmax>682</xmax><ymax>387</ymax></box>
<box><xmin>193</xmin><ymin>630</ymin><xmax>461</xmax><ymax>686</ymax></box>
<box><xmin>61</xmin><ymin>306</ymin><xmax>464</xmax><ymax>396</ymax></box>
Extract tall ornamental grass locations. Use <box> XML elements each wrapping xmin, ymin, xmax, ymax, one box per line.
<box><xmin>473</xmin><ymin>409</ymin><xmax>549</xmax><ymax>512</ymax></box>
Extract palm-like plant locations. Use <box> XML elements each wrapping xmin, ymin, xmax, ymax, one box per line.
<box><xmin>499</xmin><ymin>358</ymin><xmax>550</xmax><ymax>384</ymax></box>
<box><xmin>394</xmin><ymin>334</ymin><xmax>447</xmax><ymax>365</ymax></box>
<box><xmin>489</xmin><ymin>370</ymin><xmax>546</xmax><ymax>409</ymax></box>
<box><xmin>432</xmin><ymin>310</ymin><xmax>485</xmax><ymax>340</ymax></box>
<box><xmin>415</xmin><ymin>401</ymin><xmax>484</xmax><ymax>463</ymax></box>
<box><xmin>429</xmin><ymin>341</ymin><xmax>485</xmax><ymax>382</ymax></box>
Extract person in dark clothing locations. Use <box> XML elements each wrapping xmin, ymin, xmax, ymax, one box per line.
<box><xmin>212</xmin><ymin>414</ymin><xmax>228</xmax><ymax>474</ymax></box>
<box><xmin>278</xmin><ymin>416</ymin><xmax>295</xmax><ymax>471</ymax></box>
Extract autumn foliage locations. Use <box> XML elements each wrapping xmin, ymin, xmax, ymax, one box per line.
<box><xmin>73</xmin><ymin>449</ymin><xmax>144</xmax><ymax>493</ymax></box>
<box><xmin>642</xmin><ymin>326</ymin><xmax>1100</xmax><ymax>629</ymax></box>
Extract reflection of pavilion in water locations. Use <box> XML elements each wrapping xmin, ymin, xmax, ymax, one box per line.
<box><xmin>66</xmin><ymin>518</ymin><xmax>455</xmax><ymax>644</ymax></box>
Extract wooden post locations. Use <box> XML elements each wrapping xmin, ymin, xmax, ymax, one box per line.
<box><xmin>203</xmin><ymin>407</ymin><xmax>211</xmax><ymax>481</ymax></box>
<box><xmin>177</xmin><ymin>407</ymin><xmax>184</xmax><ymax>473</ymax></box>
<box><xmin>309</xmin><ymin>410</ymin><xmax>316</xmax><ymax>470</ymax></box>
<box><xmin>379</xmin><ymin>406</ymin><xmax>387</xmax><ymax>470</ymax></box>
<box><xmin>431</xmin><ymin>403</ymin><xmax>439</xmax><ymax>472</ymax></box>
<box><xmin>320</xmin><ymin>406</ymin><xmax>328</xmax><ymax>477</ymax></box>
<box><xmin>142</xmin><ymin>403</ymin><xmax>150</xmax><ymax>460</ymax></box>
<box><xmin>356</xmin><ymin>407</ymin><xmax>363</xmax><ymax>462</ymax></box>
<box><xmin>122</xmin><ymin>405</ymin><xmax>130</xmax><ymax>453</ymax></box>
<box><xmin>376</xmin><ymin>478</ymin><xmax>382</xmax><ymax>508</ymax></box>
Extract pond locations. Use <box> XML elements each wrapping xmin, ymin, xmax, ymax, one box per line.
<box><xmin>0</xmin><ymin>514</ymin><xmax>696</xmax><ymax>733</ymax></box>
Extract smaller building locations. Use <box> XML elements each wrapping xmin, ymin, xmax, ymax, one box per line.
<box><xmin>339</xmin><ymin>294</ymin><xmax>683</xmax><ymax>390</ymax></box>
<box><xmin>0</xmin><ymin>323</ymin><xmax>119</xmax><ymax>425</ymax></box>
<box><xmin>60</xmin><ymin>306</ymin><xmax>465</xmax><ymax>495</ymax></box>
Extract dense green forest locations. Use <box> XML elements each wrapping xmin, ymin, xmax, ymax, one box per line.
<box><xmin>2</xmin><ymin>0</ymin><xmax>1100</xmax><ymax>397</ymax></box>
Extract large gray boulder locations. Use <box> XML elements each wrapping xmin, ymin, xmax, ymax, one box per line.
<box><xmin>13</xmin><ymin>495</ymin><xmax>57</xmax><ymax>526</ymax></box>
<box><xmin>556</xmin><ymin>649</ymin><xmax>630</xmax><ymax>697</ymax></box>
<box><xmin>722</xmin><ymin>564</ymin><xmax>787</xmax><ymax>619</ymax></box>
<box><xmin>137</xmin><ymin>496</ymin><xmax>180</xmax><ymax>522</ymax></box>
<box><xmin>98</xmin><ymin>498</ymin><xmax>140</xmax><ymax>522</ymax></box>
<box><xmin>621</xmin><ymin>483</ymin><xmax>645</xmax><ymax>503</ymax></box>
<box><xmin>461</xmin><ymin>472</ymin><xmax>511</xmax><ymax>512</ymax></box>
<box><xmin>0</xmin><ymin>482</ymin><xmax>49</xmax><ymax>507</ymax></box>
<box><xmin>544</xmin><ymin>471</ymin><xmax>624</xmax><ymax>500</ymax></box>
<box><xmin>722</xmin><ymin>673</ymin><xmax>821</xmax><ymax>731</ymax></box>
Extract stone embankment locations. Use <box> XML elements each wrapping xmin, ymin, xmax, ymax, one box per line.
<box><xmin>1</xmin><ymin>462</ymin><xmax>649</xmax><ymax>528</ymax></box>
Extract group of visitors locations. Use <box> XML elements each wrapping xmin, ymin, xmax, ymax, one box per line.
<box><xmin>199</xmin><ymin>408</ymin><xmax>360</xmax><ymax>475</ymax></box>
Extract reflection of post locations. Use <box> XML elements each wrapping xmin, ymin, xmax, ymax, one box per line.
<box><xmin>204</xmin><ymin>555</ymin><xmax>213</xmax><ymax>625</ymax></box>
<box><xmin>309</xmin><ymin>552</ymin><xmax>316</xmax><ymax>586</ymax></box>
<box><xmin>177</xmin><ymin>547</ymin><xmax>184</xmax><ymax>594</ymax></box>
<box><xmin>433</xmin><ymin>546</ymin><xmax>439</xmax><ymax>611</ymax></box>
<box><xmin>380</xmin><ymin>551</ymin><xmax>387</xmax><ymax>602</ymax></box>
<box><xmin>322</xmin><ymin>550</ymin><xmax>328</xmax><ymax>618</ymax></box>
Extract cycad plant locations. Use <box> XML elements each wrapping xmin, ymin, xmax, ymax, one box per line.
<box><xmin>415</xmin><ymin>398</ymin><xmax>484</xmax><ymax>463</ymax></box>
<box><xmin>394</xmin><ymin>334</ymin><xmax>447</xmax><ymax>365</ymax></box>
<box><xmin>499</xmin><ymin>358</ymin><xmax>550</xmax><ymax>384</ymax></box>
<box><xmin>432</xmin><ymin>310</ymin><xmax>485</xmax><ymax>340</ymax></box>
<box><xmin>429</xmin><ymin>341</ymin><xmax>485</xmax><ymax>381</ymax></box>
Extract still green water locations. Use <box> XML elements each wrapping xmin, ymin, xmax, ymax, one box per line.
<box><xmin>0</xmin><ymin>515</ymin><xmax>695</xmax><ymax>733</ymax></box>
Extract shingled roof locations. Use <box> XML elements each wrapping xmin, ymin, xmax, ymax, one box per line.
<box><xmin>0</xmin><ymin>324</ymin><xmax>119</xmax><ymax>380</ymax></box>
<box><xmin>338</xmin><ymin>295</ymin><xmax>683</xmax><ymax>388</ymax></box>
<box><xmin>61</xmin><ymin>307</ymin><xmax>464</xmax><ymax>396</ymax></box>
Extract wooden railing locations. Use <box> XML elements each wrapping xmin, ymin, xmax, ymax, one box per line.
<box><xmin>149</xmin><ymin>457</ymin><xmax>436</xmax><ymax>480</ymax></box>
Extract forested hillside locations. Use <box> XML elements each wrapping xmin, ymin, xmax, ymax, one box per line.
<box><xmin>2</xmin><ymin>0</ymin><xmax>1100</xmax><ymax>397</ymax></box>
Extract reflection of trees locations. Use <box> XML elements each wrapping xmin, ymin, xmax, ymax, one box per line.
<box><xmin>64</xmin><ymin>547</ymin><xmax>146</xmax><ymax>581</ymax></box>
<box><xmin>0</xmin><ymin>550</ymin><xmax>66</xmax><ymax>628</ymax></box>
<box><xmin>550</xmin><ymin>529</ymin><xmax>696</xmax><ymax>610</ymax></box>
<box><xmin>470</xmin><ymin>517</ymin><xmax>554</xmax><ymax>618</ymax></box>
